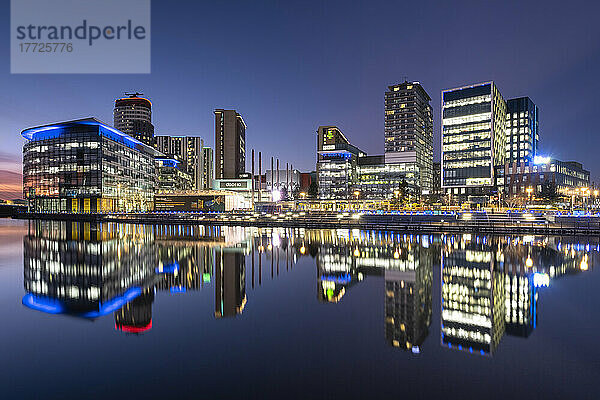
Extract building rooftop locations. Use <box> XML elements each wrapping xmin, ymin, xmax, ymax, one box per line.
<box><xmin>21</xmin><ymin>117</ymin><xmax>161</xmax><ymax>156</ymax></box>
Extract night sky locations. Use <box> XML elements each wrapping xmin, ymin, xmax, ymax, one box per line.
<box><xmin>1</xmin><ymin>0</ymin><xmax>600</xmax><ymax>198</ymax></box>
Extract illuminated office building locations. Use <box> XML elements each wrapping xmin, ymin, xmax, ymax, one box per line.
<box><xmin>356</xmin><ymin>155</ymin><xmax>420</xmax><ymax>200</ymax></box>
<box><xmin>155</xmin><ymin>135</ymin><xmax>206</xmax><ymax>190</ymax></box>
<box><xmin>214</xmin><ymin>109</ymin><xmax>246</xmax><ymax>179</ymax></box>
<box><xmin>442</xmin><ymin>82</ymin><xmax>507</xmax><ymax>202</ymax></box>
<box><xmin>506</xmin><ymin>97</ymin><xmax>539</xmax><ymax>164</ymax></box>
<box><xmin>441</xmin><ymin>237</ymin><xmax>505</xmax><ymax>356</ymax></box>
<box><xmin>155</xmin><ymin>158</ymin><xmax>194</xmax><ymax>193</ymax></box>
<box><xmin>503</xmin><ymin>158</ymin><xmax>589</xmax><ymax>198</ymax></box>
<box><xmin>316</xmin><ymin>126</ymin><xmax>365</xmax><ymax>200</ymax></box>
<box><xmin>385</xmin><ymin>81</ymin><xmax>434</xmax><ymax>195</ymax></box>
<box><xmin>22</xmin><ymin>118</ymin><xmax>157</xmax><ymax>213</ymax></box>
<box><xmin>113</xmin><ymin>93</ymin><xmax>155</xmax><ymax>146</ymax></box>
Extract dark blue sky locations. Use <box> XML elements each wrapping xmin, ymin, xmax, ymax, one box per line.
<box><xmin>1</xmin><ymin>0</ymin><xmax>600</xmax><ymax>181</ymax></box>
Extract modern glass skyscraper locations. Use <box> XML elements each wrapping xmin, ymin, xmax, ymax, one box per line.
<box><xmin>113</xmin><ymin>93</ymin><xmax>155</xmax><ymax>147</ymax></box>
<box><xmin>384</xmin><ymin>81</ymin><xmax>434</xmax><ymax>195</ymax></box>
<box><xmin>506</xmin><ymin>97</ymin><xmax>539</xmax><ymax>164</ymax></box>
<box><xmin>441</xmin><ymin>82</ymin><xmax>507</xmax><ymax>201</ymax></box>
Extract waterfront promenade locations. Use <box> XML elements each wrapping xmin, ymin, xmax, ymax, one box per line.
<box><xmin>13</xmin><ymin>210</ymin><xmax>600</xmax><ymax>236</ymax></box>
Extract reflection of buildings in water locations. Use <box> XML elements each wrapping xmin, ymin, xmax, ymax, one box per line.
<box><xmin>156</xmin><ymin>245</ymin><xmax>214</xmax><ymax>292</ymax></box>
<box><xmin>152</xmin><ymin>225</ymin><xmax>250</xmax><ymax>319</ymax></box>
<box><xmin>312</xmin><ymin>233</ymin><xmax>436</xmax><ymax>352</ymax></box>
<box><xmin>441</xmin><ymin>237</ymin><xmax>505</xmax><ymax>356</ymax></box>
<box><xmin>502</xmin><ymin>242</ymin><xmax>539</xmax><ymax>338</ymax></box>
<box><xmin>115</xmin><ymin>289</ymin><xmax>154</xmax><ymax>334</ymax></box>
<box><xmin>384</xmin><ymin>246</ymin><xmax>433</xmax><ymax>352</ymax></box>
<box><xmin>501</xmin><ymin>236</ymin><xmax>593</xmax><ymax>338</ymax></box>
<box><xmin>440</xmin><ymin>234</ymin><xmax>595</xmax><ymax>352</ymax></box>
<box><xmin>504</xmin><ymin>272</ymin><xmax>536</xmax><ymax>338</ymax></box>
<box><xmin>154</xmin><ymin>224</ymin><xmax>251</xmax><ymax>298</ymax></box>
<box><xmin>21</xmin><ymin>223</ymin><xmax>598</xmax><ymax>345</ymax></box>
<box><xmin>214</xmin><ymin>249</ymin><xmax>247</xmax><ymax>318</ymax></box>
<box><xmin>23</xmin><ymin>221</ymin><xmax>157</xmax><ymax>320</ymax></box>
<box><xmin>316</xmin><ymin>245</ymin><xmax>364</xmax><ymax>303</ymax></box>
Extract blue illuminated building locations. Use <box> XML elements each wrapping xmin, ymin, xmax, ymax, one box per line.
<box><xmin>22</xmin><ymin>117</ymin><xmax>159</xmax><ymax>213</ymax></box>
<box><xmin>156</xmin><ymin>157</ymin><xmax>194</xmax><ymax>192</ymax></box>
<box><xmin>316</xmin><ymin>126</ymin><xmax>365</xmax><ymax>200</ymax></box>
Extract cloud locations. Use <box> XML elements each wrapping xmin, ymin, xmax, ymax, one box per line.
<box><xmin>0</xmin><ymin>170</ymin><xmax>23</xmax><ymax>200</ymax></box>
<box><xmin>0</xmin><ymin>151</ymin><xmax>21</xmax><ymax>163</ymax></box>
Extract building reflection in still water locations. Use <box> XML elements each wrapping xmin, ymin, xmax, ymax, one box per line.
<box><xmin>21</xmin><ymin>221</ymin><xmax>595</xmax><ymax>356</ymax></box>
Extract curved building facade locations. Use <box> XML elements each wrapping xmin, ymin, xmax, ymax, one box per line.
<box><xmin>114</xmin><ymin>95</ymin><xmax>155</xmax><ymax>146</ymax></box>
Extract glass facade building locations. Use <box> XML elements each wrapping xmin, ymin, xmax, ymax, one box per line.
<box><xmin>156</xmin><ymin>158</ymin><xmax>194</xmax><ymax>193</ymax></box>
<box><xmin>506</xmin><ymin>97</ymin><xmax>539</xmax><ymax>164</ymax></box>
<box><xmin>22</xmin><ymin>118</ymin><xmax>157</xmax><ymax>213</ymax></box>
<box><xmin>316</xmin><ymin>126</ymin><xmax>364</xmax><ymax>200</ymax></box>
<box><xmin>356</xmin><ymin>155</ymin><xmax>419</xmax><ymax>199</ymax></box>
<box><xmin>442</xmin><ymin>82</ymin><xmax>507</xmax><ymax>202</ymax></box>
<box><xmin>385</xmin><ymin>81</ymin><xmax>434</xmax><ymax>195</ymax></box>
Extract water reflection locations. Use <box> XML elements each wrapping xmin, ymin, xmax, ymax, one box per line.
<box><xmin>22</xmin><ymin>221</ymin><xmax>594</xmax><ymax>355</ymax></box>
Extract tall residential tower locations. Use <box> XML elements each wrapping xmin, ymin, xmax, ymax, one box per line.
<box><xmin>113</xmin><ymin>93</ymin><xmax>155</xmax><ymax>147</ymax></box>
<box><xmin>384</xmin><ymin>81</ymin><xmax>434</xmax><ymax>195</ymax></box>
<box><xmin>214</xmin><ymin>109</ymin><xmax>246</xmax><ymax>179</ymax></box>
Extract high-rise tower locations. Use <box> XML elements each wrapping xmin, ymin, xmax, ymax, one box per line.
<box><xmin>113</xmin><ymin>93</ymin><xmax>154</xmax><ymax>147</ymax></box>
<box><xmin>214</xmin><ymin>109</ymin><xmax>246</xmax><ymax>179</ymax></box>
<box><xmin>384</xmin><ymin>81</ymin><xmax>434</xmax><ymax>195</ymax></box>
<box><xmin>506</xmin><ymin>97</ymin><xmax>539</xmax><ymax>164</ymax></box>
<box><xmin>441</xmin><ymin>82</ymin><xmax>506</xmax><ymax>202</ymax></box>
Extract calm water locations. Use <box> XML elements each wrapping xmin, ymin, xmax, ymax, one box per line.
<box><xmin>0</xmin><ymin>219</ymin><xmax>598</xmax><ymax>399</ymax></box>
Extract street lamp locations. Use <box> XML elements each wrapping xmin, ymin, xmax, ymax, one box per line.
<box><xmin>272</xmin><ymin>189</ymin><xmax>281</xmax><ymax>202</ymax></box>
<box><xmin>526</xmin><ymin>187</ymin><xmax>533</xmax><ymax>208</ymax></box>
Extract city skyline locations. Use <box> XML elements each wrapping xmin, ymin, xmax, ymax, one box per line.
<box><xmin>2</xmin><ymin>1</ymin><xmax>600</xmax><ymax>200</ymax></box>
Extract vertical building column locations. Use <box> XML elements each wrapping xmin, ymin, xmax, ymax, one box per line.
<box><xmin>259</xmin><ymin>151</ymin><xmax>262</xmax><ymax>202</ymax></box>
<box><xmin>251</xmin><ymin>149</ymin><xmax>255</xmax><ymax>209</ymax></box>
